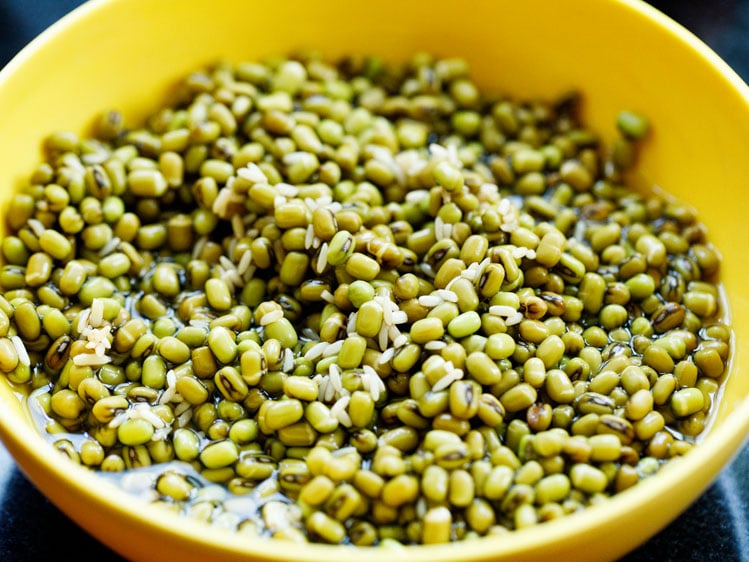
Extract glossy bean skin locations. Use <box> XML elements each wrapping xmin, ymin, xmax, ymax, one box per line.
<box><xmin>0</xmin><ymin>52</ymin><xmax>730</xmax><ymax>547</ymax></box>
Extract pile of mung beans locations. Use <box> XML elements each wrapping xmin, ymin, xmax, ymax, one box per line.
<box><xmin>0</xmin><ymin>52</ymin><xmax>730</xmax><ymax>545</ymax></box>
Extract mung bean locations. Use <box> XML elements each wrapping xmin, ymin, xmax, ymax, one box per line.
<box><xmin>0</xmin><ymin>52</ymin><xmax>731</xmax><ymax>547</ymax></box>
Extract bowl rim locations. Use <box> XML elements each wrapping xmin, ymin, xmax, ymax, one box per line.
<box><xmin>1</xmin><ymin>0</ymin><xmax>749</xmax><ymax>560</ymax></box>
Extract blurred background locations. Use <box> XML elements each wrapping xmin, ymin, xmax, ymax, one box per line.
<box><xmin>0</xmin><ymin>1</ymin><xmax>748</xmax><ymax>560</ymax></box>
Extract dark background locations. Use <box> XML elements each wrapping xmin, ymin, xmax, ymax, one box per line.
<box><xmin>1</xmin><ymin>1</ymin><xmax>749</xmax><ymax>560</ymax></box>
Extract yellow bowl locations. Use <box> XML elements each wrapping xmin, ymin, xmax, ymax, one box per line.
<box><xmin>1</xmin><ymin>0</ymin><xmax>748</xmax><ymax>560</ymax></box>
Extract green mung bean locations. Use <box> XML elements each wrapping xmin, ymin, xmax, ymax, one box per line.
<box><xmin>0</xmin><ymin>52</ymin><xmax>732</xmax><ymax>546</ymax></box>
<box><xmin>616</xmin><ymin>111</ymin><xmax>650</xmax><ymax>140</ymax></box>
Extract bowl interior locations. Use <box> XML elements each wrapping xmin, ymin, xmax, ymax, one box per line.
<box><xmin>1</xmin><ymin>0</ymin><xmax>749</xmax><ymax>560</ymax></box>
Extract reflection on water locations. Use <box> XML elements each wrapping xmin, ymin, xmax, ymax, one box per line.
<box><xmin>0</xmin><ymin>435</ymin><xmax>748</xmax><ymax>560</ymax></box>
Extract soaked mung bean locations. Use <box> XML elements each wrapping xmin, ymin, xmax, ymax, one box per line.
<box><xmin>2</xmin><ymin>53</ymin><xmax>731</xmax><ymax>546</ymax></box>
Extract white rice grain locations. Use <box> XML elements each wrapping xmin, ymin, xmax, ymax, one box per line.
<box><xmin>378</xmin><ymin>323</ymin><xmax>389</xmax><ymax>351</ymax></box>
<box><xmin>260</xmin><ymin>309</ymin><xmax>284</xmax><ymax>326</ymax></box>
<box><xmin>405</xmin><ymin>189</ymin><xmax>430</xmax><ymax>204</ymax></box>
<box><xmin>316</xmin><ymin>243</ymin><xmax>329</xmax><ymax>274</ymax></box>
<box><xmin>388</xmin><ymin>325</ymin><xmax>402</xmax><ymax>343</ymax></box>
<box><xmin>330</xmin><ymin>395</ymin><xmax>352</xmax><ymax>427</ymax></box>
<box><xmin>219</xmin><ymin>255</ymin><xmax>236</xmax><ymax>272</ymax></box>
<box><xmin>283</xmin><ymin>348</ymin><xmax>295</xmax><ymax>372</ymax></box>
<box><xmin>506</xmin><ymin>312</ymin><xmax>524</xmax><ymax>326</ymax></box>
<box><xmin>152</xmin><ymin>427</ymin><xmax>172</xmax><ymax>442</ymax></box>
<box><xmin>379</xmin><ymin>347</ymin><xmax>395</xmax><ymax>364</ymax></box>
<box><xmin>373</xmin><ymin>379</ymin><xmax>386</xmax><ymax>403</ymax></box>
<box><xmin>72</xmin><ymin>353</ymin><xmax>112</xmax><ymax>367</ymax></box>
<box><xmin>478</xmin><ymin>182</ymin><xmax>499</xmax><ymax>201</ymax></box>
<box><xmin>317</xmin><ymin>195</ymin><xmax>334</xmax><ymax>208</ymax></box>
<box><xmin>312</xmin><ymin>373</ymin><xmax>324</xmax><ymax>394</ymax></box>
<box><xmin>376</xmin><ymin>295</ymin><xmax>393</xmax><ymax>327</ymax></box>
<box><xmin>231</xmin><ymin>214</ymin><xmax>246</xmax><ymax>239</ymax></box>
<box><xmin>192</xmin><ymin>236</ymin><xmax>207</xmax><ymax>260</ymax></box>
<box><xmin>27</xmin><ymin>219</ymin><xmax>46</xmax><ymax>238</ymax></box>
<box><xmin>347</xmin><ymin>311</ymin><xmax>358</xmax><ymax>335</ymax></box>
<box><xmin>431</xmin><ymin>370</ymin><xmax>462</xmax><ymax>392</ymax></box>
<box><xmin>131</xmin><ymin>404</ymin><xmax>165</xmax><ymax>429</ymax></box>
<box><xmin>362</xmin><ymin>365</ymin><xmax>383</xmax><ymax>402</ymax></box>
<box><xmin>177</xmin><ymin>408</ymin><xmax>193</xmax><ymax>427</ymax></box>
<box><xmin>98</xmin><ymin>236</ymin><xmax>121</xmax><ymax>257</ymax></box>
<box><xmin>212</xmin><ymin>188</ymin><xmax>234</xmax><ymax>217</ymax></box>
<box><xmin>429</xmin><ymin>142</ymin><xmax>462</xmax><ymax>169</ymax></box>
<box><xmin>393</xmin><ymin>148</ymin><xmax>422</xmax><ymax>175</ymax></box>
<box><xmin>238</xmin><ymin>163</ymin><xmax>267</xmax><ymax>184</ymax></box>
<box><xmin>90</xmin><ymin>298</ymin><xmax>105</xmax><ymax>328</ymax></box>
<box><xmin>511</xmin><ymin>247</ymin><xmax>529</xmax><ymax>260</ymax></box>
<box><xmin>304</xmin><ymin>341</ymin><xmax>329</xmax><ymax>361</ymax></box>
<box><xmin>113</xmin><ymin>306</ymin><xmax>129</xmax><ymax>327</ymax></box>
<box><xmin>462</xmin><ymin>262</ymin><xmax>481</xmax><ymax>283</ymax></box>
<box><xmin>76</xmin><ymin>309</ymin><xmax>91</xmax><ymax>334</ymax></box>
<box><xmin>108</xmin><ymin>411</ymin><xmax>129</xmax><ymax>429</ymax></box>
<box><xmin>419</xmin><ymin>262</ymin><xmax>435</xmax><ymax>278</ymax></box>
<box><xmin>275</xmin><ymin>182</ymin><xmax>299</xmax><ymax>198</ymax></box>
<box><xmin>323</xmin><ymin>378</ymin><xmax>335</xmax><ymax>402</ymax></box>
<box><xmin>174</xmin><ymin>401</ymin><xmax>192</xmax><ymax>417</ymax></box>
<box><xmin>391</xmin><ymin>311</ymin><xmax>408</xmax><ymax>325</ymax></box>
<box><xmin>418</xmin><ymin>295</ymin><xmax>443</xmax><ymax>308</ymax></box>
<box><xmin>10</xmin><ymin>336</ymin><xmax>29</xmax><ymax>366</ymax></box>
<box><xmin>159</xmin><ymin>385</ymin><xmax>176</xmax><ymax>405</ymax></box>
<box><xmin>360</xmin><ymin>369</ymin><xmax>371</xmax><ymax>391</ymax></box>
<box><xmin>475</xmin><ymin>257</ymin><xmax>491</xmax><ymax>282</ymax></box>
<box><xmin>323</xmin><ymin>340</ymin><xmax>344</xmax><ymax>357</ymax></box>
<box><xmin>85</xmin><ymin>326</ymin><xmax>111</xmax><ymax>357</ymax></box>
<box><xmin>434</xmin><ymin>216</ymin><xmax>445</xmax><ymax>240</ymax></box>
<box><xmin>241</xmin><ymin>264</ymin><xmax>257</xmax><ymax>284</ymax></box>
<box><xmin>62</xmin><ymin>153</ymin><xmax>85</xmax><ymax>173</ymax></box>
<box><xmin>221</xmin><ymin>268</ymin><xmax>242</xmax><ymax>290</ymax></box>
<box><xmin>489</xmin><ymin>305</ymin><xmax>517</xmax><ymax>317</ymax></box>
<box><xmin>435</xmin><ymin>289</ymin><xmax>458</xmax><ymax>303</ymax></box>
<box><xmin>237</xmin><ymin>249</ymin><xmax>253</xmax><ymax>275</ymax></box>
<box><xmin>393</xmin><ymin>334</ymin><xmax>408</xmax><ymax>349</ymax></box>
<box><xmin>304</xmin><ymin>197</ymin><xmax>319</xmax><ymax>212</ymax></box>
<box><xmin>329</xmin><ymin>364</ymin><xmax>343</xmax><ymax>394</ymax></box>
